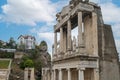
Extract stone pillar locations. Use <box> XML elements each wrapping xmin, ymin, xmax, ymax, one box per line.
<box><xmin>44</xmin><ymin>70</ymin><xmax>47</xmax><ymax>80</ymax></box>
<box><xmin>92</xmin><ymin>12</ymin><xmax>98</xmax><ymax>56</ymax></box>
<box><xmin>67</xmin><ymin>68</ymin><xmax>71</xmax><ymax>80</ymax></box>
<box><xmin>78</xmin><ymin>68</ymin><xmax>85</xmax><ymax>80</ymax></box>
<box><xmin>54</xmin><ymin>32</ymin><xmax>57</xmax><ymax>54</ymax></box>
<box><xmin>94</xmin><ymin>68</ymin><xmax>99</xmax><ymax>80</ymax></box>
<box><xmin>51</xmin><ymin>70</ymin><xmax>54</xmax><ymax>80</ymax></box>
<box><xmin>42</xmin><ymin>69</ymin><xmax>44</xmax><ymax>80</ymax></box>
<box><xmin>63</xmin><ymin>29</ymin><xmax>67</xmax><ymax>52</ymax></box>
<box><xmin>73</xmin><ymin>36</ymin><xmax>76</xmax><ymax>51</ymax></box>
<box><xmin>59</xmin><ymin>69</ymin><xmax>62</xmax><ymax>80</ymax></box>
<box><xmin>78</xmin><ymin>12</ymin><xmax>84</xmax><ymax>47</ymax></box>
<box><xmin>67</xmin><ymin>19</ymin><xmax>72</xmax><ymax>51</ymax></box>
<box><xmin>60</xmin><ymin>27</ymin><xmax>63</xmax><ymax>52</ymax></box>
<box><xmin>52</xmin><ymin>45</ymin><xmax>54</xmax><ymax>58</ymax></box>
<box><xmin>24</xmin><ymin>68</ymin><xmax>28</xmax><ymax>80</ymax></box>
<box><xmin>30</xmin><ymin>68</ymin><xmax>35</xmax><ymax>80</ymax></box>
<box><xmin>54</xmin><ymin>69</ymin><xmax>56</xmax><ymax>80</ymax></box>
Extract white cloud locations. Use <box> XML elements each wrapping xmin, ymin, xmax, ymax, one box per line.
<box><xmin>30</xmin><ymin>26</ymin><xmax>54</xmax><ymax>54</ymax></box>
<box><xmin>101</xmin><ymin>2</ymin><xmax>120</xmax><ymax>24</ymax></box>
<box><xmin>112</xmin><ymin>24</ymin><xmax>120</xmax><ymax>39</ymax></box>
<box><xmin>38</xmin><ymin>32</ymin><xmax>54</xmax><ymax>54</ymax></box>
<box><xmin>1</xmin><ymin>0</ymin><xmax>56</xmax><ymax>26</ymax></box>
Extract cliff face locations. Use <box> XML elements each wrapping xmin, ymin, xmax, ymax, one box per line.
<box><xmin>38</xmin><ymin>41</ymin><xmax>51</xmax><ymax>68</ymax></box>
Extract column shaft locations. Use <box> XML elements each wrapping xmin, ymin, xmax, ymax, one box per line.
<box><xmin>68</xmin><ymin>69</ymin><xmax>71</xmax><ymax>80</ymax></box>
<box><xmin>67</xmin><ymin>20</ymin><xmax>72</xmax><ymax>51</ymax></box>
<box><xmin>94</xmin><ymin>68</ymin><xmax>99</xmax><ymax>80</ymax></box>
<box><xmin>59</xmin><ymin>69</ymin><xmax>62</xmax><ymax>80</ymax></box>
<box><xmin>24</xmin><ymin>68</ymin><xmax>28</xmax><ymax>80</ymax></box>
<box><xmin>78</xmin><ymin>69</ymin><xmax>84</xmax><ymax>80</ymax></box>
<box><xmin>63</xmin><ymin>30</ymin><xmax>67</xmax><ymax>52</ymax></box>
<box><xmin>54</xmin><ymin>32</ymin><xmax>57</xmax><ymax>54</ymax></box>
<box><xmin>51</xmin><ymin>71</ymin><xmax>53</xmax><ymax>80</ymax></box>
<box><xmin>45</xmin><ymin>70</ymin><xmax>48</xmax><ymax>80</ymax></box>
<box><xmin>52</xmin><ymin>46</ymin><xmax>54</xmax><ymax>57</ymax></box>
<box><xmin>92</xmin><ymin>12</ymin><xmax>98</xmax><ymax>56</ymax></box>
<box><xmin>54</xmin><ymin>70</ymin><xmax>56</xmax><ymax>80</ymax></box>
<box><xmin>78</xmin><ymin>12</ymin><xmax>83</xmax><ymax>47</ymax></box>
<box><xmin>60</xmin><ymin>27</ymin><xmax>63</xmax><ymax>52</ymax></box>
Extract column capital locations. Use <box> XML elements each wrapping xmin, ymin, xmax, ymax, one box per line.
<box><xmin>78</xmin><ymin>11</ymin><xmax>82</xmax><ymax>14</ymax></box>
<box><xmin>58</xmin><ymin>68</ymin><xmax>62</xmax><ymax>71</ymax></box>
<box><xmin>52</xmin><ymin>69</ymin><xmax>55</xmax><ymax>70</ymax></box>
<box><xmin>66</xmin><ymin>68</ymin><xmax>71</xmax><ymax>71</ymax></box>
<box><xmin>59</xmin><ymin>68</ymin><xmax>62</xmax><ymax>80</ymax></box>
<box><xmin>77</xmin><ymin>67</ymin><xmax>85</xmax><ymax>71</ymax></box>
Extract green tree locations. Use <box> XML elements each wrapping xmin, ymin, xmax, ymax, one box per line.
<box><xmin>7</xmin><ymin>37</ymin><xmax>17</xmax><ymax>49</ymax></box>
<box><xmin>20</xmin><ymin>57</ymin><xmax>34</xmax><ymax>69</ymax></box>
<box><xmin>24</xmin><ymin>59</ymin><xmax>34</xmax><ymax>68</ymax></box>
<box><xmin>39</xmin><ymin>41</ymin><xmax>47</xmax><ymax>47</ymax></box>
<box><xmin>0</xmin><ymin>41</ymin><xmax>3</xmax><ymax>48</ymax></box>
<box><xmin>39</xmin><ymin>41</ymin><xmax>48</xmax><ymax>51</ymax></box>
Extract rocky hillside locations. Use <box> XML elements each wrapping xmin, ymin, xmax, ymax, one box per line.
<box><xmin>9</xmin><ymin>40</ymin><xmax>51</xmax><ymax>80</ymax></box>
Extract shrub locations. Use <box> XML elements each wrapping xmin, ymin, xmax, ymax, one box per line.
<box><xmin>24</xmin><ymin>59</ymin><xmax>34</xmax><ymax>68</ymax></box>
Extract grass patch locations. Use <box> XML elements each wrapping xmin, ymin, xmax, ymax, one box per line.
<box><xmin>0</xmin><ymin>60</ymin><xmax>10</xmax><ymax>69</ymax></box>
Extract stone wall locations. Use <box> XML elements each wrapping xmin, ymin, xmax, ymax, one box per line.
<box><xmin>99</xmin><ymin>24</ymin><xmax>120</xmax><ymax>80</ymax></box>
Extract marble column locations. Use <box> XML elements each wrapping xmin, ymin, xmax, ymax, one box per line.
<box><xmin>78</xmin><ymin>68</ymin><xmax>85</xmax><ymax>80</ymax></box>
<box><xmin>54</xmin><ymin>32</ymin><xmax>57</xmax><ymax>54</ymax></box>
<box><xmin>67</xmin><ymin>68</ymin><xmax>71</xmax><ymax>80</ymax></box>
<box><xmin>54</xmin><ymin>69</ymin><xmax>56</xmax><ymax>80</ymax></box>
<box><xmin>60</xmin><ymin>27</ymin><xmax>63</xmax><ymax>52</ymax></box>
<box><xmin>78</xmin><ymin>11</ymin><xmax>84</xmax><ymax>47</ymax></box>
<box><xmin>59</xmin><ymin>69</ymin><xmax>62</xmax><ymax>80</ymax></box>
<box><xmin>67</xmin><ymin>19</ymin><xmax>72</xmax><ymax>51</ymax></box>
<box><xmin>51</xmin><ymin>70</ymin><xmax>54</xmax><ymax>80</ymax></box>
<box><xmin>63</xmin><ymin>29</ymin><xmax>67</xmax><ymax>52</ymax></box>
<box><xmin>92</xmin><ymin>12</ymin><xmax>98</xmax><ymax>56</ymax></box>
<box><xmin>44</xmin><ymin>70</ymin><xmax>47</xmax><ymax>80</ymax></box>
<box><xmin>94</xmin><ymin>68</ymin><xmax>99</xmax><ymax>80</ymax></box>
<box><xmin>52</xmin><ymin>45</ymin><xmax>54</xmax><ymax>58</ymax></box>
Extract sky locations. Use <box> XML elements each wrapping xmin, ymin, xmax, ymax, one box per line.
<box><xmin>0</xmin><ymin>0</ymin><xmax>120</xmax><ymax>56</ymax></box>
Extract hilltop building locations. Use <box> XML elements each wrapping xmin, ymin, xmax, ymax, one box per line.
<box><xmin>18</xmin><ymin>35</ymin><xmax>36</xmax><ymax>50</ymax></box>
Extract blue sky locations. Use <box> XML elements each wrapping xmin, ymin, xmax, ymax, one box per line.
<box><xmin>0</xmin><ymin>0</ymin><xmax>120</xmax><ymax>55</ymax></box>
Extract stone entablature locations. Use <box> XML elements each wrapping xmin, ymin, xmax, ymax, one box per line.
<box><xmin>53</xmin><ymin>60</ymin><xmax>98</xmax><ymax>69</ymax></box>
<box><xmin>53</xmin><ymin>51</ymin><xmax>98</xmax><ymax>61</ymax></box>
<box><xmin>55</xmin><ymin>2</ymin><xmax>96</xmax><ymax>32</ymax></box>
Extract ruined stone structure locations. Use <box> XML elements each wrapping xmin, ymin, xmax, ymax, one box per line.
<box><xmin>0</xmin><ymin>59</ymin><xmax>12</xmax><ymax>80</ymax></box>
<box><xmin>24</xmin><ymin>68</ymin><xmax>35</xmax><ymax>80</ymax></box>
<box><xmin>42</xmin><ymin>0</ymin><xmax>120</xmax><ymax>80</ymax></box>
